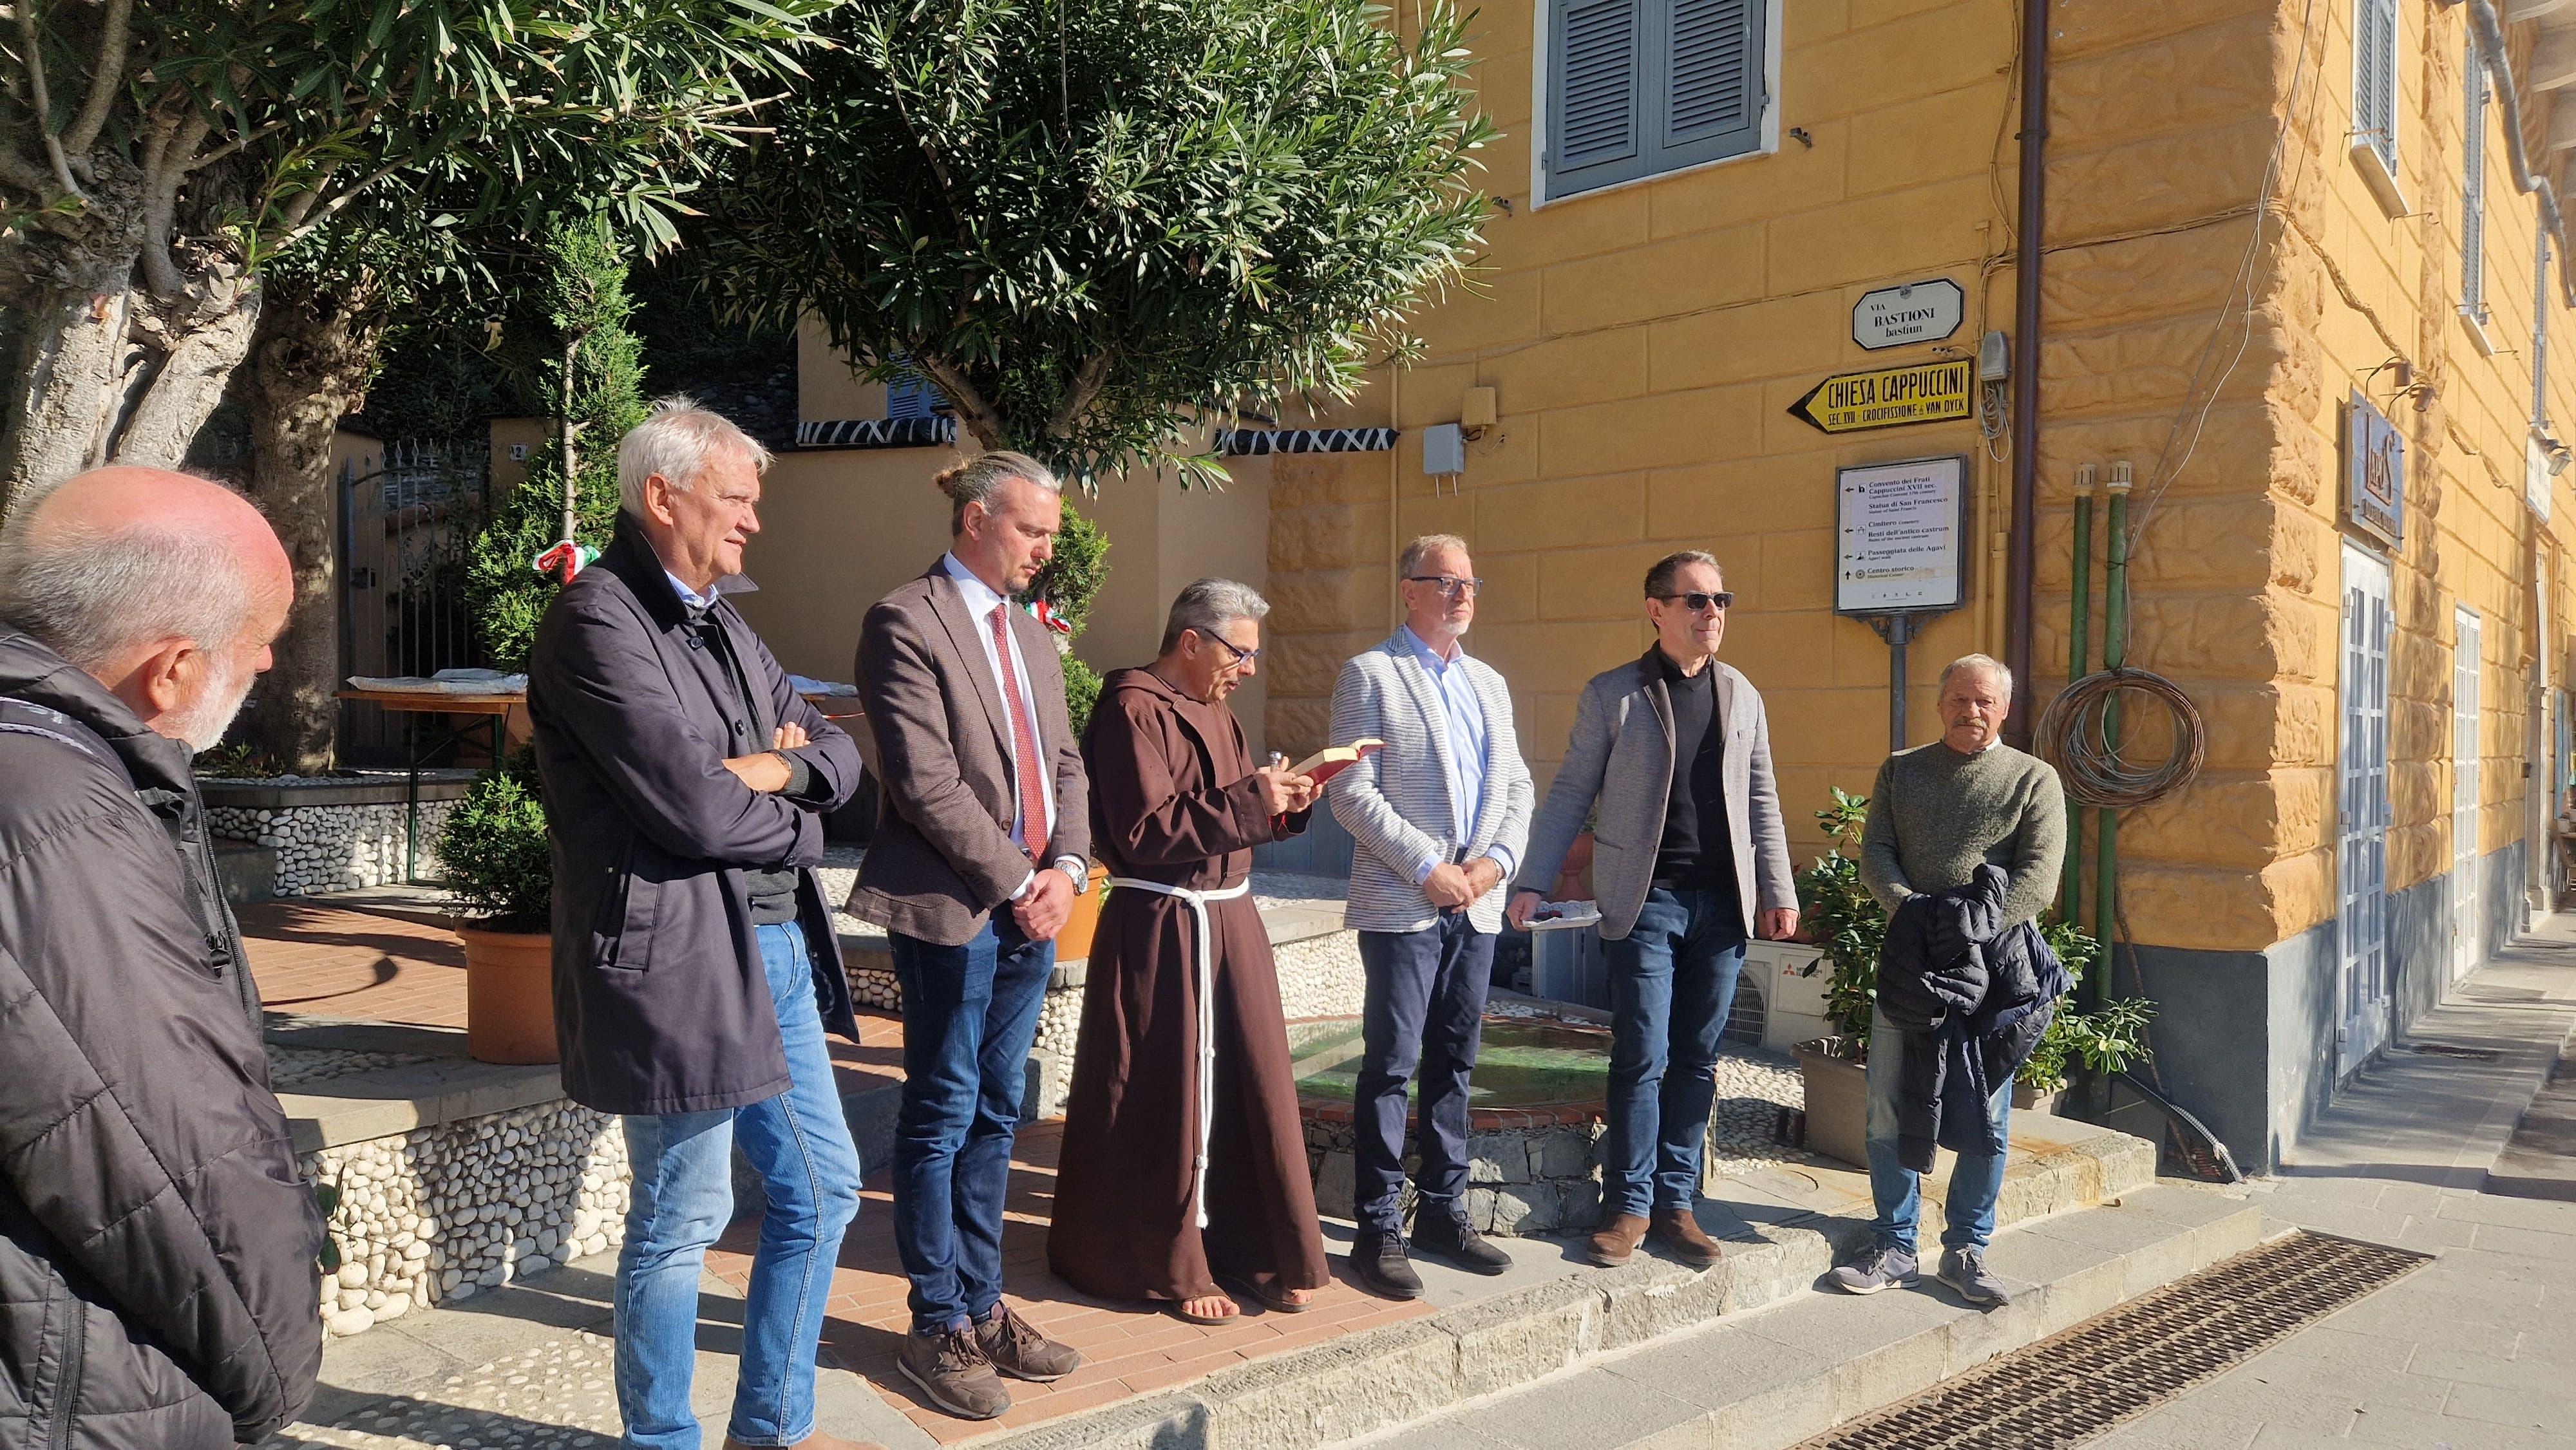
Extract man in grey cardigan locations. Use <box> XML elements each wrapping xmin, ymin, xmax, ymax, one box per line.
<box><xmin>1329</xmin><ymin>534</ymin><xmax>1534</xmax><ymax>1297</ymax></box>
<box><xmin>1508</xmin><ymin>551</ymin><xmax>1797</xmax><ymax>1270</ymax></box>
<box><xmin>1831</xmin><ymin>653</ymin><xmax>2065</xmax><ymax>1309</ymax></box>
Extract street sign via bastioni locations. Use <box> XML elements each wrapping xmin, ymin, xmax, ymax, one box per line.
<box><xmin>1852</xmin><ymin>278</ymin><xmax>1965</xmax><ymax>351</ymax></box>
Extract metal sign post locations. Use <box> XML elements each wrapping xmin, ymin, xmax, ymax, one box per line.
<box><xmin>1835</xmin><ymin>456</ymin><xmax>1971</xmax><ymax>750</ymax></box>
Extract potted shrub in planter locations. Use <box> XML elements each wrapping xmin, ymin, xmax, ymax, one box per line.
<box><xmin>1790</xmin><ymin>788</ymin><xmax>1881</xmax><ymax>1165</ymax></box>
<box><xmin>2015</xmin><ymin>923</ymin><xmax>2154</xmax><ymax>1112</ymax></box>
<box><xmin>436</xmin><ymin>755</ymin><xmax>558</xmax><ymax>1065</ymax></box>
<box><xmin>1028</xmin><ymin>504</ymin><xmax>1115</xmax><ymax>960</ymax></box>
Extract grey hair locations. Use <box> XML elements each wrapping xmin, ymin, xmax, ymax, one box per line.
<box><xmin>1940</xmin><ymin>653</ymin><xmax>2014</xmax><ymax>697</ymax></box>
<box><xmin>0</xmin><ymin>511</ymin><xmax>263</xmax><ymax>673</ymax></box>
<box><xmin>933</xmin><ymin>450</ymin><xmax>1062</xmax><ymax>534</ymax></box>
<box><xmin>618</xmin><ymin>396</ymin><xmax>773</xmax><ymax>516</ymax></box>
<box><xmin>1160</xmin><ymin>577</ymin><xmax>1270</xmax><ymax>653</ymax></box>
<box><xmin>1644</xmin><ymin>549</ymin><xmax>1720</xmax><ymax>598</ymax></box>
<box><xmin>1397</xmin><ymin>532</ymin><xmax>1472</xmax><ymax>579</ymax></box>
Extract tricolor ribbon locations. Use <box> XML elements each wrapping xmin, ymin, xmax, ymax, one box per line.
<box><xmin>533</xmin><ymin>540</ymin><xmax>598</xmax><ymax>583</ymax></box>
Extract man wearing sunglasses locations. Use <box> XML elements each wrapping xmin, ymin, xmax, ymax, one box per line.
<box><xmin>1510</xmin><ymin>550</ymin><xmax>1797</xmax><ymax>1271</ymax></box>
<box><xmin>1327</xmin><ymin>534</ymin><xmax>1535</xmax><ymax>1297</ymax></box>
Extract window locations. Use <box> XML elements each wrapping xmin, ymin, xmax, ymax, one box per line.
<box><xmin>1539</xmin><ymin>0</ymin><xmax>1771</xmax><ymax>203</ymax></box>
<box><xmin>2463</xmin><ymin>38</ymin><xmax>2490</xmax><ymax>334</ymax></box>
<box><xmin>2350</xmin><ymin>0</ymin><xmax>2403</xmax><ymax>214</ymax></box>
<box><xmin>2535</xmin><ymin>236</ymin><xmax>2552</xmax><ymax>431</ymax></box>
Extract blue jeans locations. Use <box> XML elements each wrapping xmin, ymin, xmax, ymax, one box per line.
<box><xmin>1863</xmin><ymin>1008</ymin><xmax>2013</xmax><ymax>1253</ymax></box>
<box><xmin>1354</xmin><ymin>918</ymin><xmax>1497</xmax><ymax>1233</ymax></box>
<box><xmin>889</xmin><ymin>914</ymin><xmax>1052</xmax><ymax>1334</ymax></box>
<box><xmin>1603</xmin><ymin>887</ymin><xmax>1747</xmax><ymax>1217</ymax></box>
<box><xmin>615</xmin><ymin>923</ymin><xmax>864</xmax><ymax>1450</ymax></box>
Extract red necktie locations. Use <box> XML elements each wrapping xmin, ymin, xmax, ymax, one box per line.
<box><xmin>990</xmin><ymin>603</ymin><xmax>1051</xmax><ymax>862</ymax></box>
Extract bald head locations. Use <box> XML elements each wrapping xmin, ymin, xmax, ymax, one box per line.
<box><xmin>0</xmin><ymin>467</ymin><xmax>293</xmax><ymax>749</ymax></box>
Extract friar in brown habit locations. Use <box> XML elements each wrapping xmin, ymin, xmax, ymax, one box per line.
<box><xmin>1047</xmin><ymin>579</ymin><xmax>1330</xmax><ymax>1323</ymax></box>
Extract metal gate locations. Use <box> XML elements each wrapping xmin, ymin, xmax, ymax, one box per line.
<box><xmin>338</xmin><ymin>440</ymin><xmax>490</xmax><ymax>763</ymax></box>
<box><xmin>2338</xmin><ymin>543</ymin><xmax>2393</xmax><ymax>1077</ymax></box>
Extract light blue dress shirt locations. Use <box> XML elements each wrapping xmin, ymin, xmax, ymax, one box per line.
<box><xmin>665</xmin><ymin>571</ymin><xmax>713</xmax><ymax>611</ymax></box>
<box><xmin>1399</xmin><ymin>626</ymin><xmax>1517</xmax><ymax>885</ymax></box>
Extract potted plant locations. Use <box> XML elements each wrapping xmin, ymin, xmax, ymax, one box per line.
<box><xmin>2015</xmin><ymin>923</ymin><xmax>2155</xmax><ymax>1112</ymax></box>
<box><xmin>1027</xmin><ymin>505</ymin><xmax>1114</xmax><ymax>960</ymax></box>
<box><xmin>1790</xmin><ymin>788</ymin><xmax>1882</xmax><ymax>1165</ymax></box>
<box><xmin>436</xmin><ymin>753</ymin><xmax>558</xmax><ymax>1064</ymax></box>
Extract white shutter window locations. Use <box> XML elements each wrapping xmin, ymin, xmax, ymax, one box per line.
<box><xmin>2463</xmin><ymin>41</ymin><xmax>2487</xmax><ymax>324</ymax></box>
<box><xmin>2354</xmin><ymin>0</ymin><xmax>2397</xmax><ymax>173</ymax></box>
<box><xmin>1543</xmin><ymin>0</ymin><xmax>1768</xmax><ymax>201</ymax></box>
<box><xmin>2538</xmin><ymin>237</ymin><xmax>2553</xmax><ymax>430</ymax></box>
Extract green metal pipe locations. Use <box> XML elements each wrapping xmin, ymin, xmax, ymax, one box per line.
<box><xmin>2064</xmin><ymin>469</ymin><xmax>2095</xmax><ymax>924</ymax></box>
<box><xmin>2093</xmin><ymin>471</ymin><xmax>2132</xmax><ymax>1010</ymax></box>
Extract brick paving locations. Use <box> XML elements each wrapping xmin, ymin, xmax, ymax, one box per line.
<box><xmin>706</xmin><ymin>1119</ymin><xmax>1437</xmax><ymax>1444</ymax></box>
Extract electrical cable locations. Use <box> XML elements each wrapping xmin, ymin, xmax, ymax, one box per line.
<box><xmin>2034</xmin><ymin>666</ymin><xmax>2207</xmax><ymax>809</ymax></box>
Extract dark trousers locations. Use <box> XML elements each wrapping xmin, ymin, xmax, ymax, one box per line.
<box><xmin>1353</xmin><ymin>915</ymin><xmax>1497</xmax><ymax>1233</ymax></box>
<box><xmin>889</xmin><ymin>914</ymin><xmax>1052</xmax><ymax>1334</ymax></box>
<box><xmin>1604</xmin><ymin>887</ymin><xmax>1747</xmax><ymax>1217</ymax></box>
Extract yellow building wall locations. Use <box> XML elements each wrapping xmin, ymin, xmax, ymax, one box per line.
<box><xmin>1262</xmin><ymin>0</ymin><xmax>2576</xmax><ymax>956</ymax></box>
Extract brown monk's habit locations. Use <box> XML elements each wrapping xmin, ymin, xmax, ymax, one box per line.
<box><xmin>1047</xmin><ymin>667</ymin><xmax>1329</xmax><ymax>1303</ymax></box>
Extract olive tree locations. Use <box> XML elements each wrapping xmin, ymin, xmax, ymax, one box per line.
<box><xmin>0</xmin><ymin>0</ymin><xmax>835</xmax><ymax>519</ymax></box>
<box><xmin>701</xmin><ymin>0</ymin><xmax>1494</xmax><ymax>487</ymax></box>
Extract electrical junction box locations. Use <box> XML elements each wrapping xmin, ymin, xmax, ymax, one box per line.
<box><xmin>1461</xmin><ymin>386</ymin><xmax>1498</xmax><ymax>430</ymax></box>
<box><xmin>1422</xmin><ymin>422</ymin><xmax>1466</xmax><ymax>476</ymax></box>
<box><xmin>1979</xmin><ymin>330</ymin><xmax>2009</xmax><ymax>382</ymax></box>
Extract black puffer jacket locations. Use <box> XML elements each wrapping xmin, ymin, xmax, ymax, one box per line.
<box><xmin>0</xmin><ymin>628</ymin><xmax>325</xmax><ymax>1447</ymax></box>
<box><xmin>1876</xmin><ymin>863</ymin><xmax>2069</xmax><ymax>1172</ymax></box>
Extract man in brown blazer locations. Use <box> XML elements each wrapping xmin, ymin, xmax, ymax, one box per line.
<box><xmin>849</xmin><ymin>451</ymin><xmax>1091</xmax><ymax>1420</ymax></box>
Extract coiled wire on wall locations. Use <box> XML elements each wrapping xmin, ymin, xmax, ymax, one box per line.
<box><xmin>2034</xmin><ymin>666</ymin><xmax>2208</xmax><ymax>809</ymax></box>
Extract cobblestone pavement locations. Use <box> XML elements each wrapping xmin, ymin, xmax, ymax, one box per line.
<box><xmin>264</xmin><ymin>1332</ymin><xmax>623</xmax><ymax>1449</ymax></box>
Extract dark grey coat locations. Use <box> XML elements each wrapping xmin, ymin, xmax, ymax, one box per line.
<box><xmin>527</xmin><ymin>524</ymin><xmax>865</xmax><ymax>1116</ymax></box>
<box><xmin>0</xmin><ymin>629</ymin><xmax>325</xmax><ymax>1448</ymax></box>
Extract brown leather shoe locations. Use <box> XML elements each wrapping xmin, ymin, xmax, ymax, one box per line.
<box><xmin>1587</xmin><ymin>1212</ymin><xmax>1649</xmax><ymax>1267</ymax></box>
<box><xmin>1649</xmin><ymin>1207</ymin><xmax>1723</xmax><ymax>1269</ymax></box>
<box><xmin>897</xmin><ymin>1324</ymin><xmax>1010</xmax><ymax>1420</ymax></box>
<box><xmin>724</xmin><ymin>1435</ymin><xmax>886</xmax><ymax>1450</ymax></box>
<box><xmin>976</xmin><ymin>1301</ymin><xmax>1083</xmax><ymax>1381</ymax></box>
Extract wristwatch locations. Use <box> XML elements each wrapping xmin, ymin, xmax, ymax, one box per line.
<box><xmin>1057</xmin><ymin>860</ymin><xmax>1090</xmax><ymax>894</ymax></box>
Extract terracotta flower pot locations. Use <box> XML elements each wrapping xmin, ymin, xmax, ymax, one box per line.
<box><xmin>457</xmin><ymin>923</ymin><xmax>558</xmax><ymax>1066</ymax></box>
<box><xmin>1792</xmin><ymin>1038</ymin><xmax>1869</xmax><ymax>1167</ymax></box>
<box><xmin>2011</xmin><ymin>1082</ymin><xmax>2064</xmax><ymax>1115</ymax></box>
<box><xmin>1050</xmin><ymin>864</ymin><xmax>1113</xmax><ymax>962</ymax></box>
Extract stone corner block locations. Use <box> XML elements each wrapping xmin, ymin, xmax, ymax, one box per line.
<box><xmin>1430</xmin><ymin>1276</ymin><xmax>1608</xmax><ymax>1398</ymax></box>
<box><xmin>1198</xmin><ymin>1320</ymin><xmax>1460</xmax><ymax>1450</ymax></box>
<box><xmin>986</xmin><ymin>1391</ymin><xmax>1213</xmax><ymax>1450</ymax></box>
<box><xmin>1591</xmin><ymin>1256</ymin><xmax>1732</xmax><ymax>1352</ymax></box>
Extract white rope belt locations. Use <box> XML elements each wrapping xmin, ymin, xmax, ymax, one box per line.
<box><xmin>1105</xmin><ymin>875</ymin><xmax>1252</xmax><ymax>1229</ymax></box>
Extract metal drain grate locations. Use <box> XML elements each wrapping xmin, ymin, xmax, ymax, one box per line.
<box><xmin>1795</xmin><ymin>1230</ymin><xmax>2430</xmax><ymax>1449</ymax></box>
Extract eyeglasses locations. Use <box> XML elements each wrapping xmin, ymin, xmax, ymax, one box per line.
<box><xmin>1654</xmin><ymin>590</ymin><xmax>1734</xmax><ymax>614</ymax></box>
<box><xmin>1204</xmin><ymin>633</ymin><xmax>1262</xmax><ymax>666</ymax></box>
<box><xmin>1406</xmin><ymin>575</ymin><xmax>1485</xmax><ymax>598</ymax></box>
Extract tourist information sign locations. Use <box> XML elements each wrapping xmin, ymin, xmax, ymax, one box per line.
<box><xmin>1834</xmin><ymin>455</ymin><xmax>1970</xmax><ymax>749</ymax></box>
<box><xmin>1788</xmin><ymin>358</ymin><xmax>1974</xmax><ymax>434</ymax></box>
<box><xmin>1852</xmin><ymin>278</ymin><xmax>1965</xmax><ymax>350</ymax></box>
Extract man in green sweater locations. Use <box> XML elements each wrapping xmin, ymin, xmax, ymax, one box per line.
<box><xmin>1830</xmin><ymin>654</ymin><xmax>2065</xmax><ymax>1308</ymax></box>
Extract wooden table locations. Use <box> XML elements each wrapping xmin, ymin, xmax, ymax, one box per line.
<box><xmin>337</xmin><ymin>689</ymin><xmax>525</xmax><ymax>882</ymax></box>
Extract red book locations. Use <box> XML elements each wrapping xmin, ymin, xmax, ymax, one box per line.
<box><xmin>1291</xmin><ymin>739</ymin><xmax>1385</xmax><ymax>787</ymax></box>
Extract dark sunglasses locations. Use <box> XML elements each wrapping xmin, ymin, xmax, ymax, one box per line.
<box><xmin>1405</xmin><ymin>575</ymin><xmax>1484</xmax><ymax>598</ymax></box>
<box><xmin>1654</xmin><ymin>590</ymin><xmax>1734</xmax><ymax>613</ymax></box>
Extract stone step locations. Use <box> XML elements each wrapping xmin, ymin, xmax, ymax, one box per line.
<box><xmin>1348</xmin><ymin>1183</ymin><xmax>2270</xmax><ymax>1450</ymax></box>
<box><xmin>958</xmin><ymin>1115</ymin><xmax>2166</xmax><ymax>1450</ymax></box>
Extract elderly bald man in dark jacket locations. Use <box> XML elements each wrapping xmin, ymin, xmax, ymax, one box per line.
<box><xmin>0</xmin><ymin>467</ymin><xmax>325</xmax><ymax>1448</ymax></box>
<box><xmin>527</xmin><ymin>399</ymin><xmax>875</xmax><ymax>1450</ymax></box>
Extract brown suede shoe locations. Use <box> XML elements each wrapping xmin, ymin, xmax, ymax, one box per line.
<box><xmin>898</xmin><ymin>1325</ymin><xmax>1010</xmax><ymax>1420</ymax></box>
<box><xmin>976</xmin><ymin>1302</ymin><xmax>1084</xmax><ymax>1382</ymax></box>
<box><xmin>1649</xmin><ymin>1207</ymin><xmax>1723</xmax><ymax>1269</ymax></box>
<box><xmin>1587</xmin><ymin>1212</ymin><xmax>1649</xmax><ymax>1267</ymax></box>
<box><xmin>723</xmin><ymin>1435</ymin><xmax>886</xmax><ymax>1450</ymax></box>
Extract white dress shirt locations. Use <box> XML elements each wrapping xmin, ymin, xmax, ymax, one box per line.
<box><xmin>940</xmin><ymin>552</ymin><xmax>1084</xmax><ymax>900</ymax></box>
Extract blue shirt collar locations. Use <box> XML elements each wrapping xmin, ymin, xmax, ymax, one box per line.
<box><xmin>1399</xmin><ymin>624</ymin><xmax>1464</xmax><ymax>668</ymax></box>
<box><xmin>665</xmin><ymin>570</ymin><xmax>713</xmax><ymax>612</ymax></box>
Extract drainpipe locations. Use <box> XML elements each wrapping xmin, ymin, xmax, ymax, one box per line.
<box><xmin>2005</xmin><ymin>0</ymin><xmax>2050</xmax><ymax>745</ymax></box>
<box><xmin>2092</xmin><ymin>461</ymin><xmax>2134</xmax><ymax>1010</ymax></box>
<box><xmin>2063</xmin><ymin>463</ymin><xmax>2095</xmax><ymax>925</ymax></box>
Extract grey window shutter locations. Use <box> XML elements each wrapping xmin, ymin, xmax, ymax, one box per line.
<box><xmin>2465</xmin><ymin>41</ymin><xmax>2486</xmax><ymax>322</ymax></box>
<box><xmin>1665</xmin><ymin>0</ymin><xmax>1754</xmax><ymax>145</ymax></box>
<box><xmin>2537</xmin><ymin>238</ymin><xmax>2552</xmax><ymax>429</ymax></box>
<box><xmin>1553</xmin><ymin>0</ymin><xmax>1642</xmax><ymax>174</ymax></box>
<box><xmin>2356</xmin><ymin>0</ymin><xmax>2396</xmax><ymax>171</ymax></box>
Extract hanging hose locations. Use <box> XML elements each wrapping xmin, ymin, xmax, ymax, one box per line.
<box><xmin>2035</xmin><ymin>666</ymin><xmax>2208</xmax><ymax>809</ymax></box>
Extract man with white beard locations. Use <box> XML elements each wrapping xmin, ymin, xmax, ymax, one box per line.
<box><xmin>0</xmin><ymin>467</ymin><xmax>327</xmax><ymax>1447</ymax></box>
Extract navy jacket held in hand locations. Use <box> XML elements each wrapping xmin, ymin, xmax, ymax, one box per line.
<box><xmin>1875</xmin><ymin>863</ymin><xmax>2069</xmax><ymax>1172</ymax></box>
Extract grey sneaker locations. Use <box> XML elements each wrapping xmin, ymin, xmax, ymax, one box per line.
<box><xmin>1938</xmin><ymin>1247</ymin><xmax>2010</xmax><ymax>1308</ymax></box>
<box><xmin>1827</xmin><ymin>1245</ymin><xmax>1918</xmax><ymax>1294</ymax></box>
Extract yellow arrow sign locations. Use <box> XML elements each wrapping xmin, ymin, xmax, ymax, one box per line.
<box><xmin>1788</xmin><ymin>359</ymin><xmax>1974</xmax><ymax>434</ymax></box>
